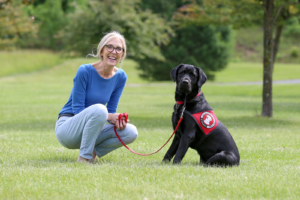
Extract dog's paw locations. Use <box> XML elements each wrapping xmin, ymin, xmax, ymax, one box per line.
<box><xmin>162</xmin><ymin>158</ymin><xmax>171</xmax><ymax>163</ymax></box>
<box><xmin>172</xmin><ymin>159</ymin><xmax>182</xmax><ymax>165</ymax></box>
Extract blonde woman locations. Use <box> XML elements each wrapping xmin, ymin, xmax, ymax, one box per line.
<box><xmin>55</xmin><ymin>31</ymin><xmax>138</xmax><ymax>163</ymax></box>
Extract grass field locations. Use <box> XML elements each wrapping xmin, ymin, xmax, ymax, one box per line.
<box><xmin>0</xmin><ymin>50</ymin><xmax>66</xmax><ymax>77</ymax></box>
<box><xmin>0</xmin><ymin>56</ymin><xmax>300</xmax><ymax>199</ymax></box>
<box><xmin>233</xmin><ymin>26</ymin><xmax>300</xmax><ymax>63</ymax></box>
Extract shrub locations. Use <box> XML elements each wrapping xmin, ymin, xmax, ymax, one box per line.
<box><xmin>136</xmin><ymin>25</ymin><xmax>231</xmax><ymax>81</ymax></box>
<box><xmin>290</xmin><ymin>46</ymin><xmax>299</xmax><ymax>58</ymax></box>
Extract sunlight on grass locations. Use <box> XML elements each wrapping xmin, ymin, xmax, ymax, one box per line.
<box><xmin>213</xmin><ymin>62</ymin><xmax>300</xmax><ymax>83</ymax></box>
<box><xmin>0</xmin><ymin>50</ymin><xmax>66</xmax><ymax>77</ymax></box>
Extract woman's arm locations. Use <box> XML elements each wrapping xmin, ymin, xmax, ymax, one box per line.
<box><xmin>106</xmin><ymin>73</ymin><xmax>127</xmax><ymax>114</ymax></box>
<box><xmin>72</xmin><ymin>66</ymin><xmax>88</xmax><ymax>114</ymax></box>
<box><xmin>107</xmin><ymin>72</ymin><xmax>127</xmax><ymax>129</ymax></box>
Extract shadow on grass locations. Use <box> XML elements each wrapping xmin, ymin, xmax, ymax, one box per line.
<box><xmin>14</xmin><ymin>155</ymin><xmax>250</xmax><ymax>168</ymax></box>
<box><xmin>0</xmin><ymin>115</ymin><xmax>297</xmax><ymax>132</ymax></box>
<box><xmin>15</xmin><ymin>155</ymin><xmax>167</xmax><ymax>167</ymax></box>
<box><xmin>0</xmin><ymin>120</ymin><xmax>57</xmax><ymax>131</ymax></box>
<box><xmin>210</xmin><ymin>101</ymin><xmax>300</xmax><ymax>113</ymax></box>
<box><xmin>220</xmin><ymin>116</ymin><xmax>298</xmax><ymax>129</ymax></box>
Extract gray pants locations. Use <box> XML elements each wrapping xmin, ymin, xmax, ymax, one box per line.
<box><xmin>55</xmin><ymin>104</ymin><xmax>138</xmax><ymax>160</ymax></box>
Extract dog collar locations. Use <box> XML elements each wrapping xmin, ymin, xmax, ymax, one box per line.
<box><xmin>176</xmin><ymin>92</ymin><xmax>201</xmax><ymax>105</ymax></box>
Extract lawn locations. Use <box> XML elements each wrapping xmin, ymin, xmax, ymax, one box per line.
<box><xmin>0</xmin><ymin>56</ymin><xmax>300</xmax><ymax>199</ymax></box>
<box><xmin>0</xmin><ymin>50</ymin><xmax>66</xmax><ymax>77</ymax></box>
<box><xmin>233</xmin><ymin>26</ymin><xmax>300</xmax><ymax>63</ymax></box>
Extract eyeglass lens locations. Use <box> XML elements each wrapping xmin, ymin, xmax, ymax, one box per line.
<box><xmin>106</xmin><ymin>45</ymin><xmax>123</xmax><ymax>54</ymax></box>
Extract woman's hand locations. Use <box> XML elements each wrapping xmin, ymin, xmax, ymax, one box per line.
<box><xmin>107</xmin><ymin>113</ymin><xmax>130</xmax><ymax>130</ymax></box>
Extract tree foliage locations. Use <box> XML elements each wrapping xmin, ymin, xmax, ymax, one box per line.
<box><xmin>0</xmin><ymin>0</ymin><xmax>37</xmax><ymax>50</ymax></box>
<box><xmin>61</xmin><ymin>0</ymin><xmax>173</xmax><ymax>60</ymax></box>
<box><xmin>174</xmin><ymin>0</ymin><xmax>263</xmax><ymax>28</ymax></box>
<box><xmin>136</xmin><ymin>0</ymin><xmax>232</xmax><ymax>81</ymax></box>
<box><xmin>21</xmin><ymin>0</ymin><xmax>68</xmax><ymax>49</ymax></box>
<box><xmin>175</xmin><ymin>0</ymin><xmax>300</xmax><ymax>117</ymax></box>
<box><xmin>139</xmin><ymin>0</ymin><xmax>188</xmax><ymax>20</ymax></box>
<box><xmin>137</xmin><ymin>25</ymin><xmax>231</xmax><ymax>80</ymax></box>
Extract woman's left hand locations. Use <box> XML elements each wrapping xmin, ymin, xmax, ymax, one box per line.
<box><xmin>115</xmin><ymin>114</ymin><xmax>129</xmax><ymax>130</ymax></box>
<box><xmin>108</xmin><ymin>113</ymin><xmax>130</xmax><ymax>130</ymax></box>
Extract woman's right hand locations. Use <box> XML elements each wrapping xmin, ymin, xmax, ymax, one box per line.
<box><xmin>107</xmin><ymin>113</ymin><xmax>130</xmax><ymax>130</ymax></box>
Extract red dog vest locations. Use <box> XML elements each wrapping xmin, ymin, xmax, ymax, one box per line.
<box><xmin>191</xmin><ymin>110</ymin><xmax>219</xmax><ymax>135</ymax></box>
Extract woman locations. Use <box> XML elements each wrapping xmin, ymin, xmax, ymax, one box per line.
<box><xmin>55</xmin><ymin>31</ymin><xmax>138</xmax><ymax>163</ymax></box>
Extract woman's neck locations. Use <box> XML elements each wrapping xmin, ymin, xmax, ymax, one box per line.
<box><xmin>92</xmin><ymin>61</ymin><xmax>117</xmax><ymax>79</ymax></box>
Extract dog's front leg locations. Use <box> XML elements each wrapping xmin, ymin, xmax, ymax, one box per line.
<box><xmin>173</xmin><ymin>124</ymin><xmax>196</xmax><ymax>164</ymax></box>
<box><xmin>162</xmin><ymin>135</ymin><xmax>180</xmax><ymax>162</ymax></box>
<box><xmin>163</xmin><ymin>112</ymin><xmax>181</xmax><ymax>162</ymax></box>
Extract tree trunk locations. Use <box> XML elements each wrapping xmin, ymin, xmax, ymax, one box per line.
<box><xmin>261</xmin><ymin>0</ymin><xmax>274</xmax><ymax>117</ymax></box>
<box><xmin>272</xmin><ymin>24</ymin><xmax>283</xmax><ymax>65</ymax></box>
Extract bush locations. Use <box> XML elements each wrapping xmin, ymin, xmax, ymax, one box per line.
<box><xmin>290</xmin><ymin>46</ymin><xmax>299</xmax><ymax>58</ymax></box>
<box><xmin>283</xmin><ymin>17</ymin><xmax>300</xmax><ymax>39</ymax></box>
<box><xmin>21</xmin><ymin>0</ymin><xmax>67</xmax><ymax>50</ymax></box>
<box><xmin>61</xmin><ymin>0</ymin><xmax>173</xmax><ymax>61</ymax></box>
<box><xmin>136</xmin><ymin>25</ymin><xmax>231</xmax><ymax>81</ymax></box>
<box><xmin>0</xmin><ymin>2</ymin><xmax>37</xmax><ymax>50</ymax></box>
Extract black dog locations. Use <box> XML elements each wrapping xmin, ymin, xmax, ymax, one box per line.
<box><xmin>162</xmin><ymin>64</ymin><xmax>240</xmax><ymax>166</ymax></box>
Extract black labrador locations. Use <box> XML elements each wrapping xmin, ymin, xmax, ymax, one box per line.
<box><xmin>162</xmin><ymin>64</ymin><xmax>240</xmax><ymax>166</ymax></box>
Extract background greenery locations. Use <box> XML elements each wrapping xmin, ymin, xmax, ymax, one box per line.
<box><xmin>1</xmin><ymin>0</ymin><xmax>300</xmax><ymax>80</ymax></box>
<box><xmin>1</xmin><ymin>0</ymin><xmax>300</xmax><ymax>198</ymax></box>
<box><xmin>233</xmin><ymin>25</ymin><xmax>300</xmax><ymax>63</ymax></box>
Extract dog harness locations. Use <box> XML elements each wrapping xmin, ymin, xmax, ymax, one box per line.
<box><xmin>190</xmin><ymin>110</ymin><xmax>219</xmax><ymax>135</ymax></box>
<box><xmin>183</xmin><ymin>110</ymin><xmax>220</xmax><ymax>148</ymax></box>
<box><xmin>177</xmin><ymin>92</ymin><xmax>219</xmax><ymax>136</ymax></box>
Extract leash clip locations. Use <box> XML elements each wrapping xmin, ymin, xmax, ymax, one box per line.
<box><xmin>180</xmin><ymin>95</ymin><xmax>187</xmax><ymax>118</ymax></box>
<box><xmin>180</xmin><ymin>106</ymin><xmax>186</xmax><ymax>118</ymax></box>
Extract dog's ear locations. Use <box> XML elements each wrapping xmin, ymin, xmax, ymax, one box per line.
<box><xmin>196</xmin><ymin>66</ymin><xmax>207</xmax><ymax>88</ymax></box>
<box><xmin>171</xmin><ymin>63</ymin><xmax>184</xmax><ymax>82</ymax></box>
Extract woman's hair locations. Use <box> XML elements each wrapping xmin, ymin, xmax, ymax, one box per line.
<box><xmin>88</xmin><ymin>31</ymin><xmax>127</xmax><ymax>67</ymax></box>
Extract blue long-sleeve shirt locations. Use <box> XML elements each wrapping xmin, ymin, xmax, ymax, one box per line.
<box><xmin>59</xmin><ymin>64</ymin><xmax>127</xmax><ymax>115</ymax></box>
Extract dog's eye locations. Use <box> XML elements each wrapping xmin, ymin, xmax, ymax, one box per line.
<box><xmin>179</xmin><ymin>71</ymin><xmax>185</xmax><ymax>75</ymax></box>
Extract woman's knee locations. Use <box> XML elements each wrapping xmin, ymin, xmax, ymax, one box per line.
<box><xmin>89</xmin><ymin>104</ymin><xmax>108</xmax><ymax>122</ymax></box>
<box><xmin>123</xmin><ymin>124</ymin><xmax>138</xmax><ymax>144</ymax></box>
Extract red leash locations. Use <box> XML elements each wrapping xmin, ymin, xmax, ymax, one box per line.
<box><xmin>114</xmin><ymin>111</ymin><xmax>184</xmax><ymax>156</ymax></box>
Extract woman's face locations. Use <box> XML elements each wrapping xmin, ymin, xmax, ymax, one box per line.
<box><xmin>101</xmin><ymin>37</ymin><xmax>124</xmax><ymax>67</ymax></box>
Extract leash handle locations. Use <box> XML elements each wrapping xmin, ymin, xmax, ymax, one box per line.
<box><xmin>118</xmin><ymin>113</ymin><xmax>128</xmax><ymax>125</ymax></box>
<box><xmin>114</xmin><ymin>113</ymin><xmax>184</xmax><ymax>156</ymax></box>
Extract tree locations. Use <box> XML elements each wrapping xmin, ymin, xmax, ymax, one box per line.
<box><xmin>61</xmin><ymin>0</ymin><xmax>173</xmax><ymax>60</ymax></box>
<box><xmin>136</xmin><ymin>25</ymin><xmax>231</xmax><ymax>80</ymax></box>
<box><xmin>137</xmin><ymin>0</ymin><xmax>231</xmax><ymax>80</ymax></box>
<box><xmin>0</xmin><ymin>0</ymin><xmax>37</xmax><ymax>50</ymax></box>
<box><xmin>22</xmin><ymin>0</ymin><xmax>67</xmax><ymax>49</ymax></box>
<box><xmin>175</xmin><ymin>0</ymin><xmax>300</xmax><ymax>117</ymax></box>
<box><xmin>139</xmin><ymin>0</ymin><xmax>187</xmax><ymax>20</ymax></box>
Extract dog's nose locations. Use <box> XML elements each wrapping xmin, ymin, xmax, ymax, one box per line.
<box><xmin>183</xmin><ymin>79</ymin><xmax>189</xmax><ymax>84</ymax></box>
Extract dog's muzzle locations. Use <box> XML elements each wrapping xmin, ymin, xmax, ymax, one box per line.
<box><xmin>181</xmin><ymin>77</ymin><xmax>191</xmax><ymax>85</ymax></box>
<box><xmin>178</xmin><ymin>78</ymin><xmax>192</xmax><ymax>93</ymax></box>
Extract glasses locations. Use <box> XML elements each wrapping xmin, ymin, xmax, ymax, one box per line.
<box><xmin>105</xmin><ymin>45</ymin><xmax>124</xmax><ymax>54</ymax></box>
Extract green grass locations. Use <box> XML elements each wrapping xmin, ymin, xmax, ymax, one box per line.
<box><xmin>1</xmin><ymin>57</ymin><xmax>300</xmax><ymax>199</ymax></box>
<box><xmin>233</xmin><ymin>26</ymin><xmax>300</xmax><ymax>63</ymax></box>
<box><xmin>0</xmin><ymin>50</ymin><xmax>66</xmax><ymax>77</ymax></box>
<box><xmin>213</xmin><ymin>62</ymin><xmax>300</xmax><ymax>83</ymax></box>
